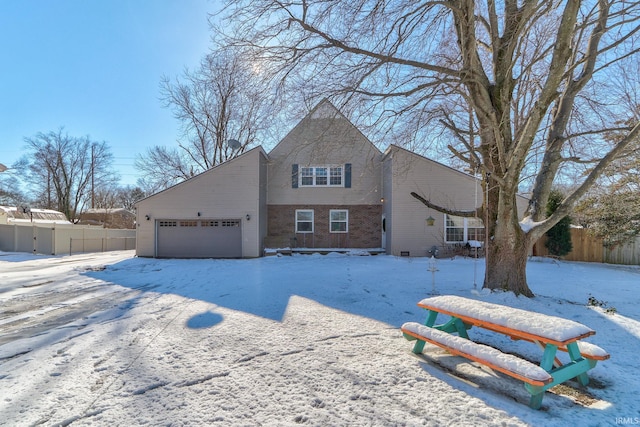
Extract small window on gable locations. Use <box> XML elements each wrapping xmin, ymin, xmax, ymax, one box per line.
<box><xmin>296</xmin><ymin>209</ymin><xmax>314</xmax><ymax>233</ymax></box>
<box><xmin>330</xmin><ymin>209</ymin><xmax>348</xmax><ymax>233</ymax></box>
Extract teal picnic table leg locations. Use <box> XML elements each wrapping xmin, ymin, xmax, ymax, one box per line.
<box><xmin>452</xmin><ymin>318</ymin><xmax>469</xmax><ymax>339</ymax></box>
<box><xmin>526</xmin><ymin>343</ymin><xmax>560</xmax><ymax>409</ymax></box>
<box><xmin>430</xmin><ymin>316</ymin><xmax>471</xmax><ymax>338</ymax></box>
<box><xmin>412</xmin><ymin>310</ymin><xmax>439</xmax><ymax>354</ymax></box>
<box><xmin>566</xmin><ymin>342</ymin><xmax>589</xmax><ymax>386</ymax></box>
<box><xmin>540</xmin><ymin>344</ymin><xmax>559</xmax><ymax>371</ymax></box>
<box><xmin>424</xmin><ymin>310</ymin><xmax>439</xmax><ymax>327</ymax></box>
<box><xmin>412</xmin><ymin>339</ymin><xmax>426</xmax><ymax>354</ymax></box>
<box><xmin>527</xmin><ymin>386</ymin><xmax>545</xmax><ymax>410</ymax></box>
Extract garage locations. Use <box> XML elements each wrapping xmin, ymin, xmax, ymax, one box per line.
<box><xmin>156</xmin><ymin>219</ymin><xmax>242</xmax><ymax>258</ymax></box>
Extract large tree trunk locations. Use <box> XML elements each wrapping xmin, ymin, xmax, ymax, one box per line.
<box><xmin>484</xmin><ymin>220</ymin><xmax>532</xmax><ymax>297</ymax></box>
<box><xmin>483</xmin><ymin>184</ymin><xmax>534</xmax><ymax>297</ymax></box>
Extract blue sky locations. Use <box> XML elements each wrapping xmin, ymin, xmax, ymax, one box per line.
<box><xmin>0</xmin><ymin>0</ymin><xmax>216</xmax><ymax>186</ymax></box>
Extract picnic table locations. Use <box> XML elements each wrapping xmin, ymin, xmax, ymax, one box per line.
<box><xmin>401</xmin><ymin>295</ymin><xmax>609</xmax><ymax>409</ymax></box>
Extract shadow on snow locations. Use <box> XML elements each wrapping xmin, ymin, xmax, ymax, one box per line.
<box><xmin>85</xmin><ymin>254</ymin><xmax>431</xmax><ymax>329</ymax></box>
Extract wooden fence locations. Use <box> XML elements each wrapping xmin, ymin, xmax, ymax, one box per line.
<box><xmin>533</xmin><ymin>228</ymin><xmax>640</xmax><ymax>265</ymax></box>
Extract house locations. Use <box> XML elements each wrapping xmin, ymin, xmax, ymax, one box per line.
<box><xmin>0</xmin><ymin>206</ymin><xmax>71</xmax><ymax>225</ymax></box>
<box><xmin>135</xmin><ymin>100</ymin><xmax>525</xmax><ymax>258</ymax></box>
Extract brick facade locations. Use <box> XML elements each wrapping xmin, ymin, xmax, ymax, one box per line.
<box><xmin>265</xmin><ymin>204</ymin><xmax>383</xmax><ymax>248</ymax></box>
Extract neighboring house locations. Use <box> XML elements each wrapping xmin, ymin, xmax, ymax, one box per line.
<box><xmin>135</xmin><ymin>100</ymin><xmax>526</xmax><ymax>258</ymax></box>
<box><xmin>0</xmin><ymin>206</ymin><xmax>71</xmax><ymax>225</ymax></box>
<box><xmin>77</xmin><ymin>208</ymin><xmax>136</xmax><ymax>229</ymax></box>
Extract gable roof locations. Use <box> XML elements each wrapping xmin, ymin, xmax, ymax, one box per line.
<box><xmin>382</xmin><ymin>144</ymin><xmax>478</xmax><ymax>182</ymax></box>
<box><xmin>268</xmin><ymin>99</ymin><xmax>382</xmax><ymax>158</ymax></box>
<box><xmin>135</xmin><ymin>146</ymin><xmax>269</xmax><ymax>206</ymax></box>
<box><xmin>383</xmin><ymin>144</ymin><xmax>530</xmax><ymax>203</ymax></box>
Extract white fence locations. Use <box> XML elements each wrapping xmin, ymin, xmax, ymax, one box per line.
<box><xmin>0</xmin><ymin>223</ymin><xmax>135</xmax><ymax>255</ymax></box>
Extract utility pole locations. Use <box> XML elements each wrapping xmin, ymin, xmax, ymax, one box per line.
<box><xmin>47</xmin><ymin>169</ymin><xmax>51</xmax><ymax>208</ymax></box>
<box><xmin>91</xmin><ymin>144</ymin><xmax>95</xmax><ymax>209</ymax></box>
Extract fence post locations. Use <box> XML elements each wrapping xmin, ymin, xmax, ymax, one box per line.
<box><xmin>69</xmin><ymin>238</ymin><xmax>72</xmax><ymax>256</ymax></box>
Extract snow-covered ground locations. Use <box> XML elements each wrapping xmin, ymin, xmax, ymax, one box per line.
<box><xmin>0</xmin><ymin>250</ymin><xmax>638</xmax><ymax>426</ymax></box>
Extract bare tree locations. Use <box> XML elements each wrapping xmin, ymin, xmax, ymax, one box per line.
<box><xmin>91</xmin><ymin>184</ymin><xmax>147</xmax><ymax>211</ymax></box>
<box><xmin>0</xmin><ymin>161</ymin><xmax>26</xmax><ymax>206</ymax></box>
<box><xmin>24</xmin><ymin>129</ymin><xmax>117</xmax><ymax>221</ymax></box>
<box><xmin>116</xmin><ymin>186</ymin><xmax>147</xmax><ymax>211</ymax></box>
<box><xmin>87</xmin><ymin>184</ymin><xmax>146</xmax><ymax>219</ymax></box>
<box><xmin>223</xmin><ymin>0</ymin><xmax>640</xmax><ymax>296</ymax></box>
<box><xmin>0</xmin><ymin>173</ymin><xmax>25</xmax><ymax>206</ymax></box>
<box><xmin>136</xmin><ymin>46</ymin><xmax>280</xmax><ymax>191</ymax></box>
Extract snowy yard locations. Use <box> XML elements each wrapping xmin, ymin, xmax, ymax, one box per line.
<box><xmin>0</xmin><ymin>251</ymin><xmax>639</xmax><ymax>426</ymax></box>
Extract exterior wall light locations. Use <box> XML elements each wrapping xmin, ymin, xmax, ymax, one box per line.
<box><xmin>426</xmin><ymin>216</ymin><xmax>435</xmax><ymax>226</ymax></box>
<box><xmin>246</xmin><ymin>214</ymin><xmax>251</xmax><ymax>221</ymax></box>
<box><xmin>145</xmin><ymin>214</ymin><xmax>150</xmax><ymax>221</ymax></box>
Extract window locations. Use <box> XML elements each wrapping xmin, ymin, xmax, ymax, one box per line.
<box><xmin>330</xmin><ymin>210</ymin><xmax>348</xmax><ymax>233</ymax></box>
<box><xmin>301</xmin><ymin>167</ymin><xmax>314</xmax><ymax>186</ymax></box>
<box><xmin>296</xmin><ymin>210</ymin><xmax>314</xmax><ymax>233</ymax></box>
<box><xmin>330</xmin><ymin>167</ymin><xmax>343</xmax><ymax>185</ymax></box>
<box><xmin>201</xmin><ymin>220</ymin><xmax>240</xmax><ymax>227</ymax></box>
<box><xmin>299</xmin><ymin>165</ymin><xmax>343</xmax><ymax>187</ymax></box>
<box><xmin>466</xmin><ymin>217</ymin><xmax>485</xmax><ymax>242</ymax></box>
<box><xmin>445</xmin><ymin>214</ymin><xmax>485</xmax><ymax>243</ymax></box>
<box><xmin>316</xmin><ymin>167</ymin><xmax>328</xmax><ymax>185</ymax></box>
<box><xmin>445</xmin><ymin>215</ymin><xmax>464</xmax><ymax>242</ymax></box>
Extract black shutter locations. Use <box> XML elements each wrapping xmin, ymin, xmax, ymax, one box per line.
<box><xmin>292</xmin><ymin>164</ymin><xmax>299</xmax><ymax>188</ymax></box>
<box><xmin>344</xmin><ymin>163</ymin><xmax>352</xmax><ymax>188</ymax></box>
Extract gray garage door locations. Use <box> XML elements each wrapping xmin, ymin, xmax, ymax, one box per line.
<box><xmin>156</xmin><ymin>219</ymin><xmax>242</xmax><ymax>258</ymax></box>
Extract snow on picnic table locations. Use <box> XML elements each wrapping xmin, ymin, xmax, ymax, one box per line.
<box><xmin>401</xmin><ymin>322</ymin><xmax>553</xmax><ymax>383</ymax></box>
<box><xmin>419</xmin><ymin>295</ymin><xmax>595</xmax><ymax>343</ymax></box>
<box><xmin>0</xmin><ymin>251</ymin><xmax>639</xmax><ymax>426</ymax></box>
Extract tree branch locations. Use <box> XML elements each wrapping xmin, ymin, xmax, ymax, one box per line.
<box><xmin>410</xmin><ymin>191</ymin><xmax>481</xmax><ymax>218</ymax></box>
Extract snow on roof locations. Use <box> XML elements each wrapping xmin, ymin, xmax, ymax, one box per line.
<box><xmin>419</xmin><ymin>295</ymin><xmax>594</xmax><ymax>343</ymax></box>
<box><xmin>0</xmin><ymin>206</ymin><xmax>71</xmax><ymax>224</ymax></box>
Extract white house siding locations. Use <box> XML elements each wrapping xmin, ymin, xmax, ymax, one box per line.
<box><xmin>267</xmin><ymin>101</ymin><xmax>383</xmax><ymax>206</ymax></box>
<box><xmin>382</xmin><ymin>146</ymin><xmax>483</xmax><ymax>257</ymax></box>
<box><xmin>383</xmin><ymin>145</ymin><xmax>529</xmax><ymax>257</ymax></box>
<box><xmin>135</xmin><ymin>147</ymin><xmax>268</xmax><ymax>258</ymax></box>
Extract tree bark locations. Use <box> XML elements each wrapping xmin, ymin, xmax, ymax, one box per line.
<box><xmin>484</xmin><ymin>190</ymin><xmax>533</xmax><ymax>297</ymax></box>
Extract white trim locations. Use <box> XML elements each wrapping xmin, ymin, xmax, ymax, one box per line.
<box><xmin>299</xmin><ymin>165</ymin><xmax>344</xmax><ymax>187</ymax></box>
